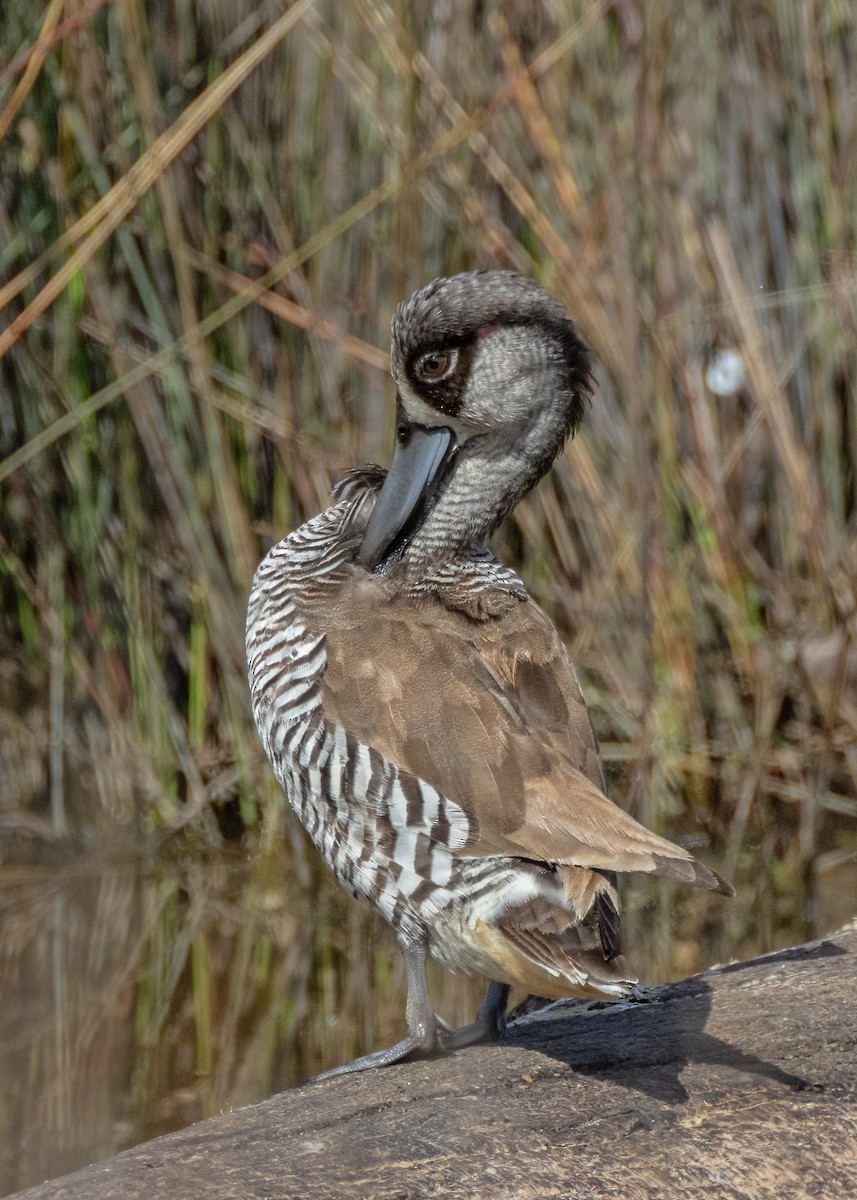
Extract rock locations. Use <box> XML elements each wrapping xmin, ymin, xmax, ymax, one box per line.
<box><xmin>12</xmin><ymin>924</ymin><xmax>857</xmax><ymax>1200</ymax></box>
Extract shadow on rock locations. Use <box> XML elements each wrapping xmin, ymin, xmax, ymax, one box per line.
<box><xmin>504</xmin><ymin>940</ymin><xmax>843</xmax><ymax>1104</ymax></box>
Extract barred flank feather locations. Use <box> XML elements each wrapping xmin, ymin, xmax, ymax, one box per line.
<box><xmin>248</xmin><ymin>493</ymin><xmax>478</xmax><ymax>943</ymax></box>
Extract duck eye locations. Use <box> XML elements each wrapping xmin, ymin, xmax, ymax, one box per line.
<box><xmin>416</xmin><ymin>350</ymin><xmax>453</xmax><ymax>380</ymax></box>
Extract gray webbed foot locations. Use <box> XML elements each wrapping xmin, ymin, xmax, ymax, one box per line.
<box><xmin>441</xmin><ymin>980</ymin><xmax>510</xmax><ymax>1050</ymax></box>
<box><xmin>310</xmin><ymin>1021</ymin><xmax>442</xmax><ymax>1082</ymax></box>
<box><xmin>309</xmin><ymin>953</ymin><xmax>511</xmax><ymax>1081</ymax></box>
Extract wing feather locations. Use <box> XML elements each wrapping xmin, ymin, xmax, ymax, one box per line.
<box><xmin>308</xmin><ymin>566</ymin><xmax>732</xmax><ymax>896</ymax></box>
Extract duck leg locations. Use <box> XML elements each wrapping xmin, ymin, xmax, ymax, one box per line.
<box><xmin>442</xmin><ymin>980</ymin><xmax>510</xmax><ymax>1050</ymax></box>
<box><xmin>311</xmin><ymin>936</ymin><xmax>441</xmax><ymax>1081</ymax></box>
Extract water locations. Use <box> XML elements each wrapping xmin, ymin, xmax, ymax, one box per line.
<box><xmin>1</xmin><ymin>827</ymin><xmax>855</xmax><ymax>1197</ymax></box>
<box><xmin>0</xmin><ymin>840</ymin><xmax>469</xmax><ymax>1195</ymax></box>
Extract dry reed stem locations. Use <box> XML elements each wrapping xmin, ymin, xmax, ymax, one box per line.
<box><xmin>0</xmin><ymin>0</ymin><xmax>110</xmax><ymax>86</ymax></box>
<box><xmin>707</xmin><ymin>218</ymin><xmax>827</xmax><ymax>557</ymax></box>
<box><xmin>0</xmin><ymin>0</ymin><xmax>316</xmax><ymax>353</ymax></box>
<box><xmin>492</xmin><ymin>10</ymin><xmax>583</xmax><ymax>222</ymax></box>
<box><xmin>183</xmin><ymin>247</ymin><xmax>389</xmax><ymax>372</ymax></box>
<box><xmin>0</xmin><ymin>0</ymin><xmax>66</xmax><ymax>141</ymax></box>
<box><xmin>76</xmin><ymin>312</ymin><xmax>350</xmax><ymax>469</ymax></box>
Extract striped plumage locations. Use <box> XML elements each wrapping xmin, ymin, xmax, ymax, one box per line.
<box><xmin>247</xmin><ymin>271</ymin><xmax>733</xmax><ymax>1077</ymax></box>
<box><xmin>246</xmin><ymin>491</ymin><xmax>473</xmax><ymax>947</ymax></box>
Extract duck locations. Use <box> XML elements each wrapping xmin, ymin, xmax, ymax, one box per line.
<box><xmin>246</xmin><ymin>270</ymin><xmax>733</xmax><ymax>1079</ymax></box>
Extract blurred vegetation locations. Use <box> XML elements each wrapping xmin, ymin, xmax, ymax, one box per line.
<box><xmin>1</xmin><ymin>0</ymin><xmax>857</xmax><ymax>1190</ymax></box>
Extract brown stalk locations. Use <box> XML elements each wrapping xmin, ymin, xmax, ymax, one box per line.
<box><xmin>77</xmin><ymin>313</ymin><xmax>349</xmax><ymax>470</ymax></box>
<box><xmin>119</xmin><ymin>0</ymin><xmax>258</xmax><ymax>591</ymax></box>
<box><xmin>492</xmin><ymin>9</ymin><xmax>583</xmax><ymax>223</ymax></box>
<box><xmin>0</xmin><ymin>0</ymin><xmax>316</xmax><ymax>355</ymax></box>
<box><xmin>183</xmin><ymin>247</ymin><xmax>389</xmax><ymax>372</ymax></box>
<box><xmin>0</xmin><ymin>0</ymin><xmax>111</xmax><ymax>86</ymax></box>
<box><xmin>0</xmin><ymin>0</ymin><xmax>66</xmax><ymax>141</ymax></box>
<box><xmin>706</xmin><ymin>218</ymin><xmax>827</xmax><ymax>561</ymax></box>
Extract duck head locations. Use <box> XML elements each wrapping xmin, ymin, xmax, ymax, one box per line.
<box><xmin>356</xmin><ymin>270</ymin><xmax>593</xmax><ymax>575</ymax></box>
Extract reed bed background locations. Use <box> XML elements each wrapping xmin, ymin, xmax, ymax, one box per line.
<box><xmin>1</xmin><ymin>0</ymin><xmax>856</xmax><ymax>1192</ymax></box>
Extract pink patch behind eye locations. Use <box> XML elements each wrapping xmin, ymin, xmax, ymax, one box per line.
<box><xmin>476</xmin><ymin>323</ymin><xmax>498</xmax><ymax>339</ymax></box>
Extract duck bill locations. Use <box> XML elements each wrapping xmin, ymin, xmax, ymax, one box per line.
<box><xmin>356</xmin><ymin>420</ymin><xmax>455</xmax><ymax>572</ymax></box>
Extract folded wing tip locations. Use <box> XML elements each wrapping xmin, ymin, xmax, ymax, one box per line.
<box><xmin>709</xmin><ymin>868</ymin><xmax>736</xmax><ymax>898</ymax></box>
<box><xmin>692</xmin><ymin>859</ymin><xmax>736</xmax><ymax>897</ymax></box>
<box><xmin>652</xmin><ymin>853</ymin><xmax>736</xmax><ymax>897</ymax></box>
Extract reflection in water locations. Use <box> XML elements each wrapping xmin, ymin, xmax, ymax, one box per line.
<box><xmin>0</xmin><ymin>843</ymin><xmax>469</xmax><ymax>1195</ymax></box>
<box><xmin>0</xmin><ymin>833</ymin><xmax>855</xmax><ymax>1196</ymax></box>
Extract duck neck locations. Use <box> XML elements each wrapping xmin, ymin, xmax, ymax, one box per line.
<box><xmin>395</xmin><ymin>424</ymin><xmax>559</xmax><ymax>580</ymax></box>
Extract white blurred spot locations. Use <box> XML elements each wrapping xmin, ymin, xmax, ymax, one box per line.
<box><xmin>706</xmin><ymin>348</ymin><xmax>747</xmax><ymax>397</ymax></box>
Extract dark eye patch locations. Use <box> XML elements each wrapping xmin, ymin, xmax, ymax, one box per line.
<box><xmin>406</xmin><ymin>336</ymin><xmax>478</xmax><ymax>418</ymax></box>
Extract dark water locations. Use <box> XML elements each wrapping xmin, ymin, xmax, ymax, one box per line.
<box><xmin>1</xmin><ymin>828</ymin><xmax>855</xmax><ymax>1197</ymax></box>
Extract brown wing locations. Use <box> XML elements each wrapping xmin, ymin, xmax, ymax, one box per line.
<box><xmin>308</xmin><ymin>566</ymin><xmax>732</xmax><ymax>895</ymax></box>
